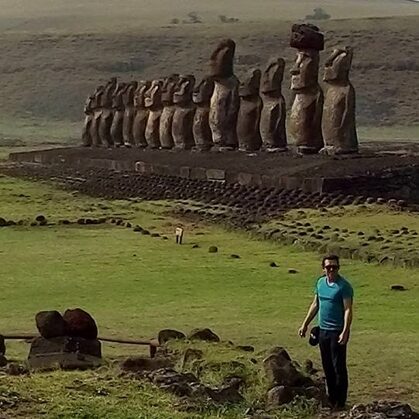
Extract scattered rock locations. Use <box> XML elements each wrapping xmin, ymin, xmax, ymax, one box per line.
<box><xmin>77</xmin><ymin>218</ymin><xmax>86</xmax><ymax>225</ymax></box>
<box><xmin>0</xmin><ymin>217</ymin><xmax>7</xmax><ymax>227</ymax></box>
<box><xmin>208</xmin><ymin>246</ymin><xmax>218</xmax><ymax>253</ymax></box>
<box><xmin>126</xmin><ymin>222</ymin><xmax>132</xmax><ymax>228</ymax></box>
<box><xmin>269</xmin><ymin>262</ymin><xmax>278</xmax><ymax>268</ymax></box>
<box><xmin>230</xmin><ymin>254</ymin><xmax>240</xmax><ymax>259</ymax></box>
<box><xmin>340</xmin><ymin>400</ymin><xmax>419</xmax><ymax>419</ymax></box>
<box><xmin>35</xmin><ymin>215</ymin><xmax>46</xmax><ymax>222</ymax></box>
<box><xmin>158</xmin><ymin>329</ymin><xmax>186</xmax><ymax>345</ymax></box>
<box><xmin>141</xmin><ymin>230</ymin><xmax>150</xmax><ymax>235</ymax></box>
<box><xmin>391</xmin><ymin>285</ymin><xmax>406</xmax><ymax>291</ymax></box>
<box><xmin>120</xmin><ymin>357</ymin><xmax>172</xmax><ymax>374</ymax></box>
<box><xmin>188</xmin><ymin>328</ymin><xmax>220</xmax><ymax>342</ymax></box>
<box><xmin>133</xmin><ymin>226</ymin><xmax>143</xmax><ymax>232</ymax></box>
<box><xmin>288</xmin><ymin>268</ymin><xmax>298</xmax><ymax>274</ymax></box>
<box><xmin>0</xmin><ymin>354</ymin><xmax>7</xmax><ymax>367</ymax></box>
<box><xmin>151</xmin><ymin>233</ymin><xmax>160</xmax><ymax>237</ymax></box>
<box><xmin>116</xmin><ymin>219</ymin><xmax>123</xmax><ymax>226</ymax></box>
<box><xmin>0</xmin><ymin>334</ymin><xmax>5</xmax><ymax>355</ymax></box>
<box><xmin>192</xmin><ymin>244</ymin><xmax>200</xmax><ymax>249</ymax></box>
<box><xmin>266</xmin><ymin>385</ymin><xmax>294</xmax><ymax>409</ymax></box>
<box><xmin>35</xmin><ymin>310</ymin><xmax>67</xmax><ymax>338</ymax></box>
<box><xmin>63</xmin><ymin>308</ymin><xmax>98</xmax><ymax>339</ymax></box>
<box><xmin>237</xmin><ymin>345</ymin><xmax>255</xmax><ymax>352</ymax></box>
<box><xmin>5</xmin><ymin>362</ymin><xmax>29</xmax><ymax>376</ymax></box>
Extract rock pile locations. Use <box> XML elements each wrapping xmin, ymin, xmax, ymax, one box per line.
<box><xmin>338</xmin><ymin>401</ymin><xmax>419</xmax><ymax>419</ymax></box>
<box><xmin>29</xmin><ymin>308</ymin><xmax>101</xmax><ymax>370</ymax></box>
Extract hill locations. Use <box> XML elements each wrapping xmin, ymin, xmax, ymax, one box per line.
<box><xmin>0</xmin><ymin>1</ymin><xmax>418</xmax><ymax>143</ymax></box>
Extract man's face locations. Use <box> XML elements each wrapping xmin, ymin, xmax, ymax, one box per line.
<box><xmin>323</xmin><ymin>259</ymin><xmax>340</xmax><ymax>281</ymax></box>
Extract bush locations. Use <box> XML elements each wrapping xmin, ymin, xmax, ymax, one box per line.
<box><xmin>305</xmin><ymin>7</ymin><xmax>331</xmax><ymax>20</ymax></box>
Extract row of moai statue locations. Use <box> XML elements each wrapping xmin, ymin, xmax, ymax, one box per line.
<box><xmin>82</xmin><ymin>24</ymin><xmax>358</xmax><ymax>155</ymax></box>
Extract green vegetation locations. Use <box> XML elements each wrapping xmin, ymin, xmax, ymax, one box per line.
<box><xmin>0</xmin><ymin>175</ymin><xmax>418</xmax><ymax>417</ymax></box>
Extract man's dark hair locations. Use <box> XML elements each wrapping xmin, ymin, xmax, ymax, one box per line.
<box><xmin>322</xmin><ymin>255</ymin><xmax>340</xmax><ymax>268</ymax></box>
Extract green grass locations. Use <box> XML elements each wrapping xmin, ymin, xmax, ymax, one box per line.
<box><xmin>0</xmin><ymin>176</ymin><xmax>419</xmax><ymax>417</ymax></box>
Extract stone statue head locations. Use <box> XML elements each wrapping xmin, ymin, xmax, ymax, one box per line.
<box><xmin>290</xmin><ymin>49</ymin><xmax>320</xmax><ymax>91</ymax></box>
<box><xmin>239</xmin><ymin>69</ymin><xmax>261</xmax><ymax>98</ymax></box>
<box><xmin>193</xmin><ymin>76</ymin><xmax>215</xmax><ymax>105</ymax></box>
<box><xmin>144</xmin><ymin>80</ymin><xmax>163</xmax><ymax>109</ymax></box>
<box><xmin>209</xmin><ymin>39</ymin><xmax>236</xmax><ymax>79</ymax></box>
<box><xmin>324</xmin><ymin>47</ymin><xmax>353</xmax><ymax>83</ymax></box>
<box><xmin>173</xmin><ymin>74</ymin><xmax>196</xmax><ymax>105</ymax></box>
<box><xmin>260</xmin><ymin>57</ymin><xmax>285</xmax><ymax>94</ymax></box>
<box><xmin>161</xmin><ymin>74</ymin><xmax>180</xmax><ymax>105</ymax></box>
<box><xmin>134</xmin><ymin>80</ymin><xmax>151</xmax><ymax>108</ymax></box>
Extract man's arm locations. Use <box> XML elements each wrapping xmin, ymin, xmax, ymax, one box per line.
<box><xmin>298</xmin><ymin>295</ymin><xmax>319</xmax><ymax>337</ymax></box>
<box><xmin>338</xmin><ymin>298</ymin><xmax>353</xmax><ymax>345</ymax></box>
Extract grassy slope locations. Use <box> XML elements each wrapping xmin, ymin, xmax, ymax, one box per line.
<box><xmin>0</xmin><ymin>1</ymin><xmax>419</xmax><ymax>144</ymax></box>
<box><xmin>0</xmin><ymin>175</ymin><xmax>418</xmax><ymax>418</ymax></box>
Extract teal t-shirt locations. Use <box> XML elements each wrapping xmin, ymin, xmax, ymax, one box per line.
<box><xmin>315</xmin><ymin>275</ymin><xmax>353</xmax><ymax>331</ymax></box>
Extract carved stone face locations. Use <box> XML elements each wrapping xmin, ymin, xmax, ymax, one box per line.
<box><xmin>161</xmin><ymin>74</ymin><xmax>180</xmax><ymax>105</ymax></box>
<box><xmin>261</xmin><ymin>57</ymin><xmax>285</xmax><ymax>94</ymax></box>
<box><xmin>290</xmin><ymin>50</ymin><xmax>319</xmax><ymax>90</ymax></box>
<box><xmin>324</xmin><ymin>47</ymin><xmax>353</xmax><ymax>83</ymax></box>
<box><xmin>209</xmin><ymin>39</ymin><xmax>236</xmax><ymax>79</ymax></box>
<box><xmin>239</xmin><ymin>69</ymin><xmax>261</xmax><ymax>98</ymax></box>
<box><xmin>173</xmin><ymin>75</ymin><xmax>196</xmax><ymax>105</ymax></box>
<box><xmin>144</xmin><ymin>80</ymin><xmax>163</xmax><ymax>108</ymax></box>
<box><xmin>193</xmin><ymin>77</ymin><xmax>214</xmax><ymax>105</ymax></box>
<box><xmin>134</xmin><ymin>80</ymin><xmax>151</xmax><ymax>108</ymax></box>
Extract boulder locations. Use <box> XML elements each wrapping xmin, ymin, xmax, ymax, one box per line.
<box><xmin>266</xmin><ymin>385</ymin><xmax>293</xmax><ymax>409</ymax></box>
<box><xmin>209</xmin><ymin>246</ymin><xmax>218</xmax><ymax>253</ymax></box>
<box><xmin>188</xmin><ymin>328</ymin><xmax>220</xmax><ymax>342</ymax></box>
<box><xmin>0</xmin><ymin>334</ymin><xmax>5</xmax><ymax>355</ymax></box>
<box><xmin>35</xmin><ymin>310</ymin><xmax>67</xmax><ymax>338</ymax></box>
<box><xmin>391</xmin><ymin>285</ymin><xmax>406</xmax><ymax>291</ymax></box>
<box><xmin>158</xmin><ymin>329</ymin><xmax>186</xmax><ymax>345</ymax></box>
<box><xmin>63</xmin><ymin>308</ymin><xmax>98</xmax><ymax>339</ymax></box>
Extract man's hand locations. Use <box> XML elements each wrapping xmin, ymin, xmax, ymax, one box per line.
<box><xmin>338</xmin><ymin>330</ymin><xmax>349</xmax><ymax>345</ymax></box>
<box><xmin>298</xmin><ymin>324</ymin><xmax>307</xmax><ymax>338</ymax></box>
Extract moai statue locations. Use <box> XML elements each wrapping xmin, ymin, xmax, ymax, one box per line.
<box><xmin>289</xmin><ymin>24</ymin><xmax>324</xmax><ymax>154</ymax></box>
<box><xmin>192</xmin><ymin>76</ymin><xmax>215</xmax><ymax>151</ymax></box>
<box><xmin>82</xmin><ymin>91</ymin><xmax>95</xmax><ymax>147</ymax></box>
<box><xmin>321</xmin><ymin>47</ymin><xmax>358</xmax><ymax>154</ymax></box>
<box><xmin>144</xmin><ymin>80</ymin><xmax>164</xmax><ymax>149</ymax></box>
<box><xmin>208</xmin><ymin>39</ymin><xmax>240</xmax><ymax>150</ymax></box>
<box><xmin>133</xmin><ymin>80</ymin><xmax>151</xmax><ymax>148</ymax></box>
<box><xmin>237</xmin><ymin>69</ymin><xmax>262</xmax><ymax>152</ymax></box>
<box><xmin>98</xmin><ymin>77</ymin><xmax>118</xmax><ymax>148</ymax></box>
<box><xmin>89</xmin><ymin>85</ymin><xmax>105</xmax><ymax>147</ymax></box>
<box><xmin>260</xmin><ymin>57</ymin><xmax>287</xmax><ymax>152</ymax></box>
<box><xmin>110</xmin><ymin>82</ymin><xmax>127</xmax><ymax>147</ymax></box>
<box><xmin>172</xmin><ymin>74</ymin><xmax>196</xmax><ymax>150</ymax></box>
<box><xmin>159</xmin><ymin>74</ymin><xmax>179</xmax><ymax>149</ymax></box>
<box><xmin>122</xmin><ymin>81</ymin><xmax>138</xmax><ymax>147</ymax></box>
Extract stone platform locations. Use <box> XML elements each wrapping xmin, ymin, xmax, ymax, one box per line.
<box><xmin>8</xmin><ymin>147</ymin><xmax>419</xmax><ymax>201</ymax></box>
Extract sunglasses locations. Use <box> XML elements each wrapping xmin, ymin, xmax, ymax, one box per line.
<box><xmin>325</xmin><ymin>265</ymin><xmax>339</xmax><ymax>271</ymax></box>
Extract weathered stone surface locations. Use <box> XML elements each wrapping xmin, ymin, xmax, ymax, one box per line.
<box><xmin>120</xmin><ymin>356</ymin><xmax>172</xmax><ymax>373</ymax></box>
<box><xmin>188</xmin><ymin>328</ymin><xmax>220</xmax><ymax>342</ymax></box>
<box><xmin>145</xmin><ymin>80</ymin><xmax>164</xmax><ymax>149</ymax></box>
<box><xmin>193</xmin><ymin>76</ymin><xmax>215</xmax><ymax>151</ymax></box>
<box><xmin>90</xmin><ymin>85</ymin><xmax>105</xmax><ymax>147</ymax></box>
<box><xmin>322</xmin><ymin>47</ymin><xmax>358</xmax><ymax>155</ymax></box>
<box><xmin>98</xmin><ymin>78</ymin><xmax>118</xmax><ymax>147</ymax></box>
<box><xmin>110</xmin><ymin>82</ymin><xmax>127</xmax><ymax>147</ymax></box>
<box><xmin>159</xmin><ymin>74</ymin><xmax>179</xmax><ymax>149</ymax></box>
<box><xmin>133</xmin><ymin>81</ymin><xmax>151</xmax><ymax>148</ymax></box>
<box><xmin>339</xmin><ymin>401</ymin><xmax>419</xmax><ymax>419</ymax></box>
<box><xmin>289</xmin><ymin>25</ymin><xmax>324</xmax><ymax>154</ymax></box>
<box><xmin>237</xmin><ymin>69</ymin><xmax>262</xmax><ymax>152</ymax></box>
<box><xmin>122</xmin><ymin>81</ymin><xmax>137</xmax><ymax>147</ymax></box>
<box><xmin>63</xmin><ymin>308</ymin><xmax>98</xmax><ymax>339</ymax></box>
<box><xmin>158</xmin><ymin>329</ymin><xmax>186</xmax><ymax>345</ymax></box>
<box><xmin>290</xmin><ymin>23</ymin><xmax>324</xmax><ymax>51</ymax></box>
<box><xmin>209</xmin><ymin>39</ymin><xmax>240</xmax><ymax>149</ymax></box>
<box><xmin>266</xmin><ymin>385</ymin><xmax>293</xmax><ymax>409</ymax></box>
<box><xmin>260</xmin><ymin>57</ymin><xmax>287</xmax><ymax>151</ymax></box>
<box><xmin>172</xmin><ymin>74</ymin><xmax>196</xmax><ymax>150</ymax></box>
<box><xmin>35</xmin><ymin>310</ymin><xmax>67</xmax><ymax>338</ymax></box>
<box><xmin>28</xmin><ymin>336</ymin><xmax>101</xmax><ymax>370</ymax></box>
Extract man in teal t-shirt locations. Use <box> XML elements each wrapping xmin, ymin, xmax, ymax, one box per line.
<box><xmin>298</xmin><ymin>255</ymin><xmax>354</xmax><ymax>409</ymax></box>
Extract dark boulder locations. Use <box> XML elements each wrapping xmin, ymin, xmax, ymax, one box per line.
<box><xmin>158</xmin><ymin>329</ymin><xmax>186</xmax><ymax>345</ymax></box>
<box><xmin>266</xmin><ymin>385</ymin><xmax>293</xmax><ymax>409</ymax></box>
<box><xmin>35</xmin><ymin>310</ymin><xmax>67</xmax><ymax>338</ymax></box>
<box><xmin>188</xmin><ymin>328</ymin><xmax>220</xmax><ymax>342</ymax></box>
<box><xmin>63</xmin><ymin>308</ymin><xmax>98</xmax><ymax>339</ymax></box>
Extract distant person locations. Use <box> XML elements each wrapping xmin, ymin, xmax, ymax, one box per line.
<box><xmin>298</xmin><ymin>255</ymin><xmax>353</xmax><ymax>410</ymax></box>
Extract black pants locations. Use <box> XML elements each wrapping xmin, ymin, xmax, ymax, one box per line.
<box><xmin>319</xmin><ymin>329</ymin><xmax>348</xmax><ymax>407</ymax></box>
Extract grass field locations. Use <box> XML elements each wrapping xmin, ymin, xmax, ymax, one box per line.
<box><xmin>0</xmin><ymin>175</ymin><xmax>418</xmax><ymax>417</ymax></box>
